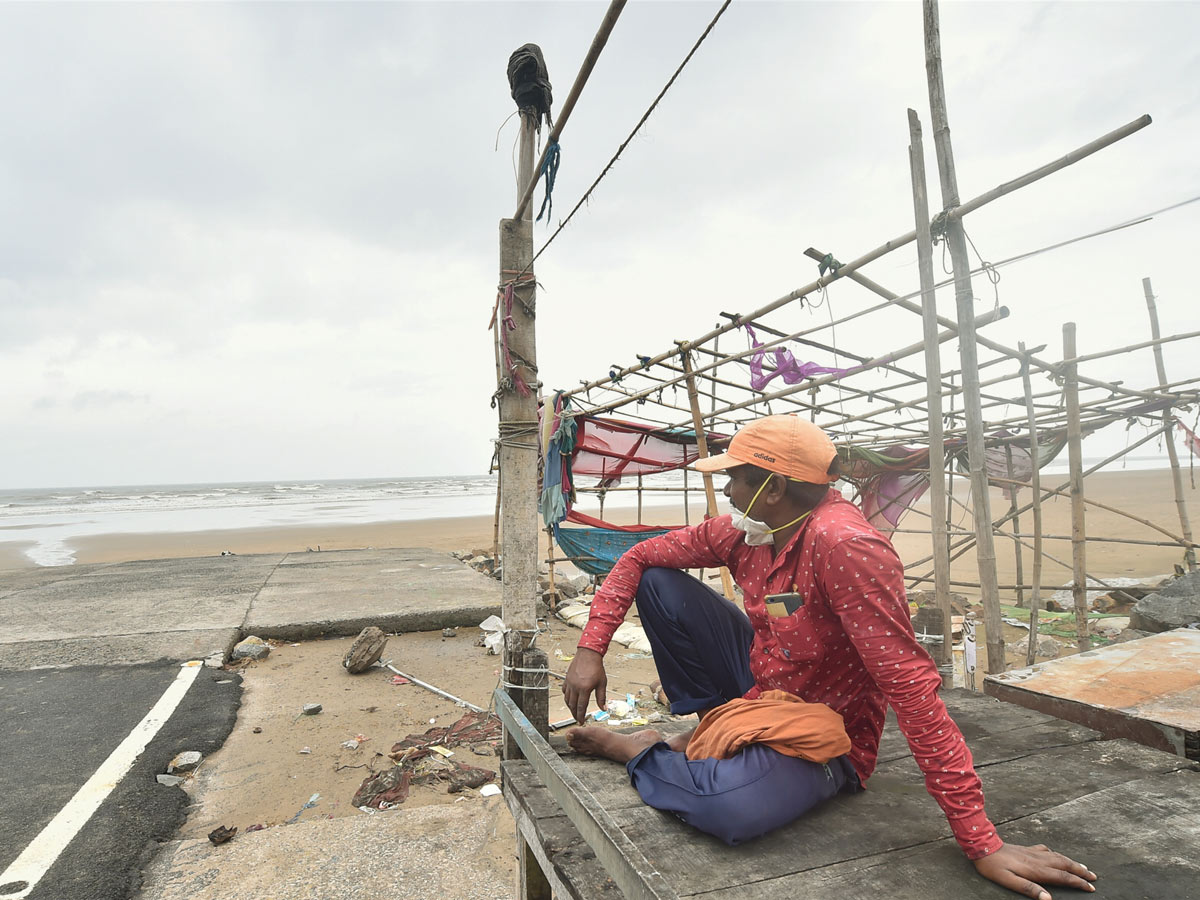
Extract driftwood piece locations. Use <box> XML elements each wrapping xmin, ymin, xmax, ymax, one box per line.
<box><xmin>342</xmin><ymin>626</ymin><xmax>389</xmax><ymax>674</ymax></box>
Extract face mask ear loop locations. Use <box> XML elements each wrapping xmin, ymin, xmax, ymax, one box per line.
<box><xmin>738</xmin><ymin>476</ymin><xmax>772</xmax><ymax>526</ymax></box>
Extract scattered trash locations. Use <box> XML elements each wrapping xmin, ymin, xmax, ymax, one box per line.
<box><xmin>554</xmin><ymin>648</ymin><xmax>575</xmax><ymax>662</ymax></box>
<box><xmin>343</xmin><ymin>626</ymin><xmax>389</xmax><ymax>674</ymax></box>
<box><xmin>299</xmin><ymin>747</ymin><xmax>312</xmax><ymax>755</ymax></box>
<box><xmin>252</xmin><ymin>726</ymin><xmax>262</xmax><ymax>734</ymax></box>
<box><xmin>245</xmin><ymin>824</ymin><xmax>266</xmax><ymax>833</ymax></box>
<box><xmin>352</xmin><ymin>766</ymin><xmax>412</xmax><ymax>809</ymax></box>
<box><xmin>219</xmin><ymin>550</ymin><xmax>236</xmax><ymax>557</ymax></box>
<box><xmin>381</xmin><ymin>662</ymin><xmax>486</xmax><ymax>713</ymax></box>
<box><xmin>208</xmin><ymin>825</ymin><xmax>237</xmax><ymax>845</ymax></box>
<box><xmin>390</xmin><ymin>675</ymin><xmax>411</xmax><ymax>685</ymax></box>
<box><xmin>167</xmin><ymin>751</ymin><xmax>203</xmax><ymax>774</ymax></box>
<box><xmin>429</xmin><ymin>718</ymin><xmax>436</xmax><ymax>725</ymax></box>
<box><xmin>479</xmin><ymin>615</ymin><xmax>507</xmax><ymax>655</ymax></box>
<box><xmin>428</xmin><ymin>745</ymin><xmax>454</xmax><ymax>758</ymax></box>
<box><xmin>156</xmin><ymin>774</ymin><xmax>185</xmax><ymax>787</ymax></box>
<box><xmin>231</xmin><ymin>636</ymin><xmax>270</xmax><ymax>661</ymax></box>
<box><xmin>286</xmin><ymin>793</ymin><xmax>321</xmax><ymax>824</ymax></box>
<box><xmin>550</xmin><ymin>716</ymin><xmax>578</xmax><ymax>730</ymax></box>
<box><xmin>479</xmin><ymin>784</ymin><xmax>502</xmax><ymax>798</ymax></box>
<box><xmin>216</xmin><ymin>679</ymin><xmax>232</xmax><ymax>685</ymax></box>
<box><xmin>203</xmin><ymin>653</ymin><xmax>224</xmax><ymax>669</ymax></box>
<box><xmin>623</xmin><ymin>652</ymin><xmax>653</xmax><ymax>660</ymax></box>
<box><xmin>592</xmin><ymin>710</ymin><xmax>610</xmax><ymax>722</ymax></box>
<box><xmin>606</xmin><ymin>699</ymin><xmax>631</xmax><ymax>717</ymax></box>
<box><xmin>302</xmin><ymin>703</ymin><xmax>323</xmax><ymax>716</ymax></box>
<box><xmin>341</xmin><ymin>739</ymin><xmax>361</xmax><ymax>750</ymax></box>
<box><xmin>361</xmin><ymin>706</ymin><xmax>379</xmax><ymax>713</ymax></box>
<box><xmin>442</xmin><ymin>627</ymin><xmax>457</xmax><ymax>639</ymax></box>
<box><xmin>629</xmin><ymin>717</ymin><xmax>648</xmax><ymax>726</ymax></box>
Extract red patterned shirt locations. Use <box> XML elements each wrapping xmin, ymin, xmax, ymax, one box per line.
<box><xmin>578</xmin><ymin>491</ymin><xmax>1002</xmax><ymax>859</ymax></box>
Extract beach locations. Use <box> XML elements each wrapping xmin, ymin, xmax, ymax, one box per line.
<box><xmin>3</xmin><ymin>469</ymin><xmax>1194</xmax><ymax>603</ymax></box>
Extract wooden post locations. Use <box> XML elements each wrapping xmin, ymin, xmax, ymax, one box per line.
<box><xmin>1144</xmin><ymin>276</ymin><xmax>1197</xmax><ymax>571</ymax></box>
<box><xmin>682</xmin><ymin>349</ymin><xmax>736</xmax><ymax>601</ymax></box>
<box><xmin>907</xmin><ymin>108</ymin><xmax>953</xmax><ymax>679</ymax></box>
<box><xmin>1020</xmin><ymin>343</ymin><xmax>1044</xmax><ymax>667</ymax></box>
<box><xmin>1004</xmin><ymin>444</ymin><xmax>1025</xmax><ymax>608</ymax></box>
<box><xmin>545</xmin><ymin>527</ymin><xmax>557</xmax><ymax>601</ymax></box>
<box><xmin>1063</xmin><ymin>323</ymin><xmax>1091</xmax><ymax>652</ymax></box>
<box><xmin>923</xmin><ymin>0</ymin><xmax>1005</xmax><ymax>674</ymax></box>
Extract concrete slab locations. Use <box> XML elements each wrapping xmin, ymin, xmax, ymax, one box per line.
<box><xmin>0</xmin><ymin>629</ymin><xmax>241</xmax><ymax>670</ymax></box>
<box><xmin>245</xmin><ymin>548</ymin><xmax>501</xmax><ymax>640</ymax></box>
<box><xmin>984</xmin><ymin>628</ymin><xmax>1200</xmax><ymax>760</ymax></box>
<box><xmin>137</xmin><ymin>799</ymin><xmax>512</xmax><ymax>900</ymax></box>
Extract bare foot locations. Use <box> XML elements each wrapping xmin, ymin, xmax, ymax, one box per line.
<box><xmin>665</xmin><ymin>728</ymin><xmax>695</xmax><ymax>753</ymax></box>
<box><xmin>567</xmin><ymin>727</ymin><xmax>663</xmax><ymax>763</ymax></box>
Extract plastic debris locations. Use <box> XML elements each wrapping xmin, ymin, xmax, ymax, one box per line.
<box><xmin>591</xmin><ymin>710</ymin><xmax>610</xmax><ymax>722</ymax></box>
<box><xmin>286</xmin><ymin>793</ymin><xmax>321</xmax><ymax>824</ymax></box>
<box><xmin>302</xmin><ymin>703</ymin><xmax>323</xmax><ymax>716</ymax></box>
<box><xmin>480</xmin><ymin>784</ymin><xmax>502</xmax><ymax>798</ymax></box>
<box><xmin>299</xmin><ymin>747</ymin><xmax>312</xmax><ymax>754</ymax></box>
<box><xmin>554</xmin><ymin>648</ymin><xmax>575</xmax><ymax>662</ymax></box>
<box><xmin>606</xmin><ymin>699</ymin><xmax>631</xmax><ymax>717</ymax></box>
<box><xmin>441</xmin><ymin>627</ymin><xmax>457</xmax><ymax>638</ymax></box>
<box><xmin>156</xmin><ymin>774</ymin><xmax>185</xmax><ymax>787</ymax></box>
<box><xmin>428</xmin><ymin>745</ymin><xmax>454</xmax><ymax>758</ymax></box>
<box><xmin>341</xmin><ymin>739</ymin><xmax>361</xmax><ymax>750</ymax></box>
<box><xmin>478</xmin><ymin>615</ymin><xmax>507</xmax><ymax>655</ymax></box>
<box><xmin>390</xmin><ymin>675</ymin><xmax>411</xmax><ymax>685</ymax></box>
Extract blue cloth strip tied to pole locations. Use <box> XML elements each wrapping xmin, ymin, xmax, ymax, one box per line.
<box><xmin>536</xmin><ymin>140</ymin><xmax>561</xmax><ymax>222</ymax></box>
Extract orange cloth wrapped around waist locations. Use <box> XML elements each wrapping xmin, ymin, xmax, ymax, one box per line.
<box><xmin>685</xmin><ymin>690</ymin><xmax>851</xmax><ymax>763</ymax></box>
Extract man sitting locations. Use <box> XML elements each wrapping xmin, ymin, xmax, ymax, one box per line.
<box><xmin>563</xmin><ymin>414</ymin><xmax>1096</xmax><ymax>899</ymax></box>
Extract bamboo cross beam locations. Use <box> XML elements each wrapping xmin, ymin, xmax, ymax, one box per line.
<box><xmin>512</xmin><ymin>0</ymin><xmax>628</xmax><ymax>221</ymax></box>
<box><xmin>563</xmin><ymin>113</ymin><xmax>1150</xmax><ymax>403</ymax></box>
<box><xmin>666</xmin><ymin>306</ymin><xmax>1009</xmax><ymax>429</ymax></box>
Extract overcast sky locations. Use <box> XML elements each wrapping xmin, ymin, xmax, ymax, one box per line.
<box><xmin>1</xmin><ymin>1</ymin><xmax>1197</xmax><ymax>490</ymax></box>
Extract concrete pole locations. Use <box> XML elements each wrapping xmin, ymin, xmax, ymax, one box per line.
<box><xmin>498</xmin><ymin>108</ymin><xmax>548</xmax><ymax>752</ymax></box>
<box><xmin>922</xmin><ymin>0</ymin><xmax>1005</xmax><ymax>675</ymax></box>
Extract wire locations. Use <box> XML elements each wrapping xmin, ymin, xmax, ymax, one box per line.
<box><xmin>516</xmin><ymin>0</ymin><xmax>733</xmax><ymax>279</ymax></box>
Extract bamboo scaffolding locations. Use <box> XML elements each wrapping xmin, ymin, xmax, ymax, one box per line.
<box><xmin>1020</xmin><ymin>342</ymin><xmax>1045</xmax><ymax>665</ymax></box>
<box><xmin>1144</xmin><ymin>276</ymin><xmax>1197</xmax><ymax>571</ymax></box>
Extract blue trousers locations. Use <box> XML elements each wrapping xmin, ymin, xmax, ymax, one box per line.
<box><xmin>625</xmin><ymin>567</ymin><xmax>858</xmax><ymax>845</ymax></box>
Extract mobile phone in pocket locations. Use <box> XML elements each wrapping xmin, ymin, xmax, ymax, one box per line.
<box><xmin>764</xmin><ymin>592</ymin><xmax>805</xmax><ymax>617</ymax></box>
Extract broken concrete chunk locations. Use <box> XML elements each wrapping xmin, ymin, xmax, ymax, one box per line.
<box><xmin>441</xmin><ymin>627</ymin><xmax>457</xmax><ymax>638</ymax></box>
<box><xmin>302</xmin><ymin>703</ymin><xmax>323</xmax><ymax>716</ymax></box>
<box><xmin>231</xmin><ymin>635</ymin><xmax>270</xmax><ymax>661</ymax></box>
<box><xmin>168</xmin><ymin>751</ymin><xmax>203</xmax><ymax>774</ymax></box>
<box><xmin>343</xmin><ymin>626</ymin><xmax>388</xmax><ymax>674</ymax></box>
<box><xmin>156</xmin><ymin>774</ymin><xmax>185</xmax><ymax>786</ymax></box>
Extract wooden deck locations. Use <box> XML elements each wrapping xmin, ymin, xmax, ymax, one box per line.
<box><xmin>500</xmin><ymin>690</ymin><xmax>1200</xmax><ymax>899</ymax></box>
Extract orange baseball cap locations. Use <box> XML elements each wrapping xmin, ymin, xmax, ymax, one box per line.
<box><xmin>694</xmin><ymin>415</ymin><xmax>838</xmax><ymax>483</ymax></box>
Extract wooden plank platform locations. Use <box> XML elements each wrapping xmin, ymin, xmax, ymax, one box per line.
<box><xmin>984</xmin><ymin>629</ymin><xmax>1200</xmax><ymax>761</ymax></box>
<box><xmin>501</xmin><ymin>690</ymin><xmax>1200</xmax><ymax>899</ymax></box>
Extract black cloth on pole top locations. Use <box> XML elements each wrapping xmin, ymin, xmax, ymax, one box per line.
<box><xmin>507</xmin><ymin>43</ymin><xmax>553</xmax><ymax>127</ymax></box>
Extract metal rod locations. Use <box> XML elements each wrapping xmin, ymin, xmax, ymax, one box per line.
<box><xmin>384</xmin><ymin>663</ymin><xmax>486</xmax><ymax>713</ymax></box>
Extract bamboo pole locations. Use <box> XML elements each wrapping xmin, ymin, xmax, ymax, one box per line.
<box><xmin>1004</xmin><ymin>444</ymin><xmax>1026</xmax><ymax>608</ymax></box>
<box><xmin>1020</xmin><ymin>343</ymin><xmax>1045</xmax><ymax>666</ymax></box>
<box><xmin>682</xmin><ymin>350</ymin><xmax>735</xmax><ymax>600</ymax></box>
<box><xmin>637</xmin><ymin>474</ymin><xmax>643</xmax><ymax>524</ymax></box>
<box><xmin>512</xmin><ymin>0</ymin><xmax>628</xmax><ymax>220</ymax></box>
<box><xmin>1063</xmin><ymin>323</ymin><xmax>1091</xmax><ymax>652</ymax></box>
<box><xmin>1144</xmin><ymin>276</ymin><xmax>1197</xmax><ymax>571</ymax></box>
<box><xmin>908</xmin><ymin>108</ymin><xmax>953</xmax><ymax>676</ymax></box>
<box><xmin>564</xmin><ymin>113</ymin><xmax>1150</xmax><ymax>406</ymax></box>
<box><xmin>923</xmin><ymin>0</ymin><xmax>1004</xmax><ymax>675</ymax></box>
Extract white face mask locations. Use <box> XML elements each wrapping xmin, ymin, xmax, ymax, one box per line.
<box><xmin>732</xmin><ymin>474</ymin><xmax>813</xmax><ymax>546</ymax></box>
<box><xmin>733</xmin><ymin>514</ymin><xmax>775</xmax><ymax>546</ymax></box>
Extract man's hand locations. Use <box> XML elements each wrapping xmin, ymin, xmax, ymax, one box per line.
<box><xmin>563</xmin><ymin>647</ymin><xmax>607</xmax><ymax>724</ymax></box>
<box><xmin>974</xmin><ymin>843</ymin><xmax>1096</xmax><ymax>899</ymax></box>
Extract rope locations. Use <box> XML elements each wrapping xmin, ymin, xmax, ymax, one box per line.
<box><xmin>536</xmin><ymin>140</ymin><xmax>561</xmax><ymax>222</ymax></box>
<box><xmin>513</xmin><ymin>0</ymin><xmax>733</xmax><ymax>281</ymax></box>
<box><xmin>496</xmin><ymin>419</ymin><xmax>540</xmax><ymax>450</ymax></box>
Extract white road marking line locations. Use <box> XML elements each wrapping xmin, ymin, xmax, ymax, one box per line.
<box><xmin>0</xmin><ymin>661</ymin><xmax>204</xmax><ymax>900</ymax></box>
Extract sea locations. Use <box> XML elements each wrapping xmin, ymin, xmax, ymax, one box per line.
<box><xmin>0</xmin><ymin>476</ymin><xmax>503</xmax><ymax>568</ymax></box>
<box><xmin>0</xmin><ymin>453</ymin><xmax>1176</xmax><ymax>568</ymax></box>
